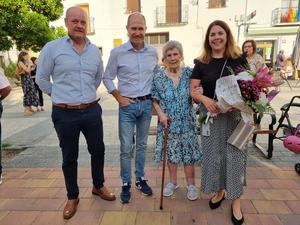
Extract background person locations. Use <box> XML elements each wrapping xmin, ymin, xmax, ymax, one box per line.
<box><xmin>36</xmin><ymin>7</ymin><xmax>116</xmax><ymax>220</ymax></box>
<box><xmin>242</xmin><ymin>39</ymin><xmax>265</xmax><ymax>72</ymax></box>
<box><xmin>275</xmin><ymin>50</ymin><xmax>285</xmax><ymax>71</ymax></box>
<box><xmin>152</xmin><ymin>40</ymin><xmax>201</xmax><ymax>201</ymax></box>
<box><xmin>190</xmin><ymin>20</ymin><xmax>248</xmax><ymax>225</ymax></box>
<box><xmin>16</xmin><ymin>51</ymin><xmax>39</xmax><ymax>115</ymax></box>
<box><xmin>30</xmin><ymin>57</ymin><xmax>44</xmax><ymax>111</ymax></box>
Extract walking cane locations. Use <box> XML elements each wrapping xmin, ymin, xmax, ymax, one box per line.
<box><xmin>159</xmin><ymin>127</ymin><xmax>168</xmax><ymax>210</ymax></box>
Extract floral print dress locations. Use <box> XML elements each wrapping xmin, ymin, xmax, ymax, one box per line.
<box><xmin>151</xmin><ymin>67</ymin><xmax>202</xmax><ymax>165</ymax></box>
<box><xmin>20</xmin><ymin>73</ymin><xmax>39</xmax><ymax>107</ymax></box>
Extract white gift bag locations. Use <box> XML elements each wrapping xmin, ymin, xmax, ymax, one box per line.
<box><xmin>227</xmin><ymin>120</ymin><xmax>255</xmax><ymax>150</ymax></box>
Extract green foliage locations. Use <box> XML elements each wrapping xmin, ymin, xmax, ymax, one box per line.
<box><xmin>0</xmin><ymin>0</ymin><xmax>64</xmax><ymax>51</ymax></box>
<box><xmin>2</xmin><ymin>143</ymin><xmax>11</xmax><ymax>148</ymax></box>
<box><xmin>52</xmin><ymin>26</ymin><xmax>67</xmax><ymax>39</ymax></box>
<box><xmin>3</xmin><ymin>60</ymin><xmax>18</xmax><ymax>80</ymax></box>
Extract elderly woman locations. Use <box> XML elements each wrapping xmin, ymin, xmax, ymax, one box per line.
<box><xmin>151</xmin><ymin>40</ymin><xmax>201</xmax><ymax>201</ymax></box>
<box><xmin>242</xmin><ymin>39</ymin><xmax>265</xmax><ymax>72</ymax></box>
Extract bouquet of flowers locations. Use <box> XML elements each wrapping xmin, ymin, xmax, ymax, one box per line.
<box><xmin>197</xmin><ymin>65</ymin><xmax>282</xmax><ymax>149</ymax></box>
<box><xmin>228</xmin><ymin>66</ymin><xmax>282</xmax><ymax>116</ymax></box>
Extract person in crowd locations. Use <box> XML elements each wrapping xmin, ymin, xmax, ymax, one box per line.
<box><xmin>36</xmin><ymin>6</ymin><xmax>116</xmax><ymax>220</ymax></box>
<box><xmin>16</xmin><ymin>51</ymin><xmax>39</xmax><ymax>115</ymax></box>
<box><xmin>30</xmin><ymin>57</ymin><xmax>44</xmax><ymax>111</ymax></box>
<box><xmin>275</xmin><ymin>50</ymin><xmax>285</xmax><ymax>70</ymax></box>
<box><xmin>242</xmin><ymin>39</ymin><xmax>265</xmax><ymax>72</ymax></box>
<box><xmin>190</xmin><ymin>20</ymin><xmax>248</xmax><ymax>225</ymax></box>
<box><xmin>103</xmin><ymin>12</ymin><xmax>159</xmax><ymax>204</ymax></box>
<box><xmin>151</xmin><ymin>40</ymin><xmax>201</xmax><ymax>201</ymax></box>
<box><xmin>0</xmin><ymin>68</ymin><xmax>12</xmax><ymax>185</ymax></box>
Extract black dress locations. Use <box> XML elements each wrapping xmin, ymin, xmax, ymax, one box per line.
<box><xmin>31</xmin><ymin>67</ymin><xmax>44</xmax><ymax>107</ymax></box>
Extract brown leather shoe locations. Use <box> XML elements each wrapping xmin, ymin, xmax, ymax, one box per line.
<box><xmin>63</xmin><ymin>198</ymin><xmax>79</xmax><ymax>220</ymax></box>
<box><xmin>92</xmin><ymin>186</ymin><xmax>116</xmax><ymax>201</ymax></box>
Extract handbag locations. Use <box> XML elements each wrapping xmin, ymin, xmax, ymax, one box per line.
<box><xmin>283</xmin><ymin>124</ymin><xmax>300</xmax><ymax>153</ymax></box>
<box><xmin>227</xmin><ymin>120</ymin><xmax>255</xmax><ymax>150</ymax></box>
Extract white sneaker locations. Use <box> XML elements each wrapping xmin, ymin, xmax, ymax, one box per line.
<box><xmin>0</xmin><ymin>175</ymin><xmax>2</xmax><ymax>185</ymax></box>
<box><xmin>187</xmin><ymin>185</ymin><xmax>198</xmax><ymax>201</ymax></box>
<box><xmin>163</xmin><ymin>182</ymin><xmax>179</xmax><ymax>197</ymax></box>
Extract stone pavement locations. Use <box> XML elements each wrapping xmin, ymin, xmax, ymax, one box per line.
<box><xmin>0</xmin><ymin>82</ymin><xmax>299</xmax><ymax>225</ymax></box>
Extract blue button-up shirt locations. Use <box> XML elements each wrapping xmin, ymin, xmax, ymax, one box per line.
<box><xmin>103</xmin><ymin>41</ymin><xmax>159</xmax><ymax>97</ymax></box>
<box><xmin>36</xmin><ymin>36</ymin><xmax>103</xmax><ymax>104</ymax></box>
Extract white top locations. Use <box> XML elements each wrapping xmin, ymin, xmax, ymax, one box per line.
<box><xmin>0</xmin><ymin>68</ymin><xmax>10</xmax><ymax>89</ymax></box>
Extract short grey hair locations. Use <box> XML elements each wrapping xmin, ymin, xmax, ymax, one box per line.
<box><xmin>162</xmin><ymin>40</ymin><xmax>183</xmax><ymax>59</ymax></box>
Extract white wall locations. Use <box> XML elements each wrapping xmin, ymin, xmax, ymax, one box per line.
<box><xmin>49</xmin><ymin>0</ymin><xmax>297</xmax><ymax>66</ymax></box>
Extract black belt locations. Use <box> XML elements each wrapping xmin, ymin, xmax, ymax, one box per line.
<box><xmin>126</xmin><ymin>94</ymin><xmax>152</xmax><ymax>101</ymax></box>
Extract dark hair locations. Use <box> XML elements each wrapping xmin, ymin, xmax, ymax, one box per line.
<box><xmin>31</xmin><ymin>57</ymin><xmax>37</xmax><ymax>63</ymax></box>
<box><xmin>242</xmin><ymin>39</ymin><xmax>257</xmax><ymax>55</ymax></box>
<box><xmin>199</xmin><ymin>20</ymin><xmax>240</xmax><ymax>63</ymax></box>
<box><xmin>17</xmin><ymin>51</ymin><xmax>28</xmax><ymax>63</ymax></box>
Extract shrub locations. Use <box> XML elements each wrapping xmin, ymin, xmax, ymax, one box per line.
<box><xmin>3</xmin><ymin>60</ymin><xmax>18</xmax><ymax>80</ymax></box>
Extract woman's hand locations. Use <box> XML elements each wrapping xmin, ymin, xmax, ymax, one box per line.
<box><xmin>201</xmin><ymin>96</ymin><xmax>220</xmax><ymax>114</ymax></box>
<box><xmin>191</xmin><ymin>86</ymin><xmax>203</xmax><ymax>96</ymax></box>
<box><xmin>158</xmin><ymin>112</ymin><xmax>170</xmax><ymax>128</ymax></box>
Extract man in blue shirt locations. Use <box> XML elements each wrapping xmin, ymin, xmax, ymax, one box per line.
<box><xmin>103</xmin><ymin>12</ymin><xmax>159</xmax><ymax>204</ymax></box>
<box><xmin>36</xmin><ymin>7</ymin><xmax>116</xmax><ymax>220</ymax></box>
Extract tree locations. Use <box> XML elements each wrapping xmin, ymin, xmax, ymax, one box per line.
<box><xmin>0</xmin><ymin>0</ymin><xmax>66</xmax><ymax>52</ymax></box>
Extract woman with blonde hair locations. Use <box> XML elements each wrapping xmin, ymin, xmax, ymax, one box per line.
<box><xmin>190</xmin><ymin>20</ymin><xmax>247</xmax><ymax>225</ymax></box>
<box><xmin>16</xmin><ymin>52</ymin><xmax>39</xmax><ymax>115</ymax></box>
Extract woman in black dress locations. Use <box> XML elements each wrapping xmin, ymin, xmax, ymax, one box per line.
<box><xmin>190</xmin><ymin>20</ymin><xmax>247</xmax><ymax>225</ymax></box>
<box><xmin>31</xmin><ymin>57</ymin><xmax>44</xmax><ymax>111</ymax></box>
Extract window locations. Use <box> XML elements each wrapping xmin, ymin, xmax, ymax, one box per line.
<box><xmin>166</xmin><ymin>0</ymin><xmax>181</xmax><ymax>23</ymax></box>
<box><xmin>126</xmin><ymin>0</ymin><xmax>141</xmax><ymax>13</ymax></box>
<box><xmin>145</xmin><ymin>33</ymin><xmax>169</xmax><ymax>45</ymax></box>
<box><xmin>78</xmin><ymin>4</ymin><xmax>93</xmax><ymax>34</ymax></box>
<box><xmin>208</xmin><ymin>0</ymin><xmax>226</xmax><ymax>9</ymax></box>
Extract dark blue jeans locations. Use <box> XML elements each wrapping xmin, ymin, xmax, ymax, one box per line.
<box><xmin>52</xmin><ymin>103</ymin><xmax>105</xmax><ymax>199</ymax></box>
<box><xmin>0</xmin><ymin>101</ymin><xmax>3</xmax><ymax>176</ymax></box>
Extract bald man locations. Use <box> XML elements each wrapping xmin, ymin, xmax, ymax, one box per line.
<box><xmin>103</xmin><ymin>12</ymin><xmax>159</xmax><ymax>204</ymax></box>
<box><xmin>37</xmin><ymin>7</ymin><xmax>115</xmax><ymax>219</ymax></box>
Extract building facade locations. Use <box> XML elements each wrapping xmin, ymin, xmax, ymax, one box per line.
<box><xmin>2</xmin><ymin>0</ymin><xmax>299</xmax><ymax>71</ymax></box>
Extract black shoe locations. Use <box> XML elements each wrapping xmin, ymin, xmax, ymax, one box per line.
<box><xmin>209</xmin><ymin>194</ymin><xmax>225</xmax><ymax>209</ymax></box>
<box><xmin>231</xmin><ymin>205</ymin><xmax>244</xmax><ymax>225</ymax></box>
<box><xmin>135</xmin><ymin>177</ymin><xmax>153</xmax><ymax>196</ymax></box>
<box><xmin>120</xmin><ymin>183</ymin><xmax>131</xmax><ymax>204</ymax></box>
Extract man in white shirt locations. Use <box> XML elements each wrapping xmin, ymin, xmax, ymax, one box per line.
<box><xmin>0</xmin><ymin>68</ymin><xmax>12</xmax><ymax>185</ymax></box>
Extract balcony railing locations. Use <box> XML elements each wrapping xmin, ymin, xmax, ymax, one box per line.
<box><xmin>271</xmin><ymin>7</ymin><xmax>300</xmax><ymax>26</ymax></box>
<box><xmin>155</xmin><ymin>4</ymin><xmax>189</xmax><ymax>27</ymax></box>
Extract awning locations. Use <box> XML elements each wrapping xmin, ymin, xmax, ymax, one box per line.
<box><xmin>247</xmin><ymin>26</ymin><xmax>299</xmax><ymax>36</ymax></box>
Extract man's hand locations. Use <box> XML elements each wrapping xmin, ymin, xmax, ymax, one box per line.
<box><xmin>117</xmin><ymin>95</ymin><xmax>134</xmax><ymax>106</ymax></box>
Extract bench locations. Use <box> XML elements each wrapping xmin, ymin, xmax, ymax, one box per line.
<box><xmin>252</xmin><ymin>113</ymin><xmax>277</xmax><ymax>159</ymax></box>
